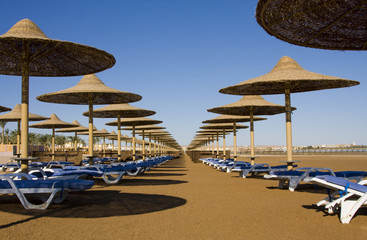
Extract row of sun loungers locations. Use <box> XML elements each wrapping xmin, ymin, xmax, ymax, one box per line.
<box><xmin>0</xmin><ymin>156</ymin><xmax>174</xmax><ymax>209</ymax></box>
<box><xmin>199</xmin><ymin>157</ymin><xmax>367</xmax><ymax>224</ymax></box>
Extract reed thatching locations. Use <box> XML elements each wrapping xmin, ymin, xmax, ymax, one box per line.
<box><xmin>106</xmin><ymin>117</ymin><xmax>162</xmax><ymax>127</ymax></box>
<box><xmin>200</xmin><ymin>123</ymin><xmax>248</xmax><ymax>130</ymax></box>
<box><xmin>0</xmin><ymin>104</ymin><xmax>47</xmax><ymax>121</ymax></box>
<box><xmin>29</xmin><ymin>113</ymin><xmax>77</xmax><ymax>129</ymax></box>
<box><xmin>0</xmin><ymin>19</ymin><xmax>115</xmax><ymax>76</ymax></box>
<box><xmin>208</xmin><ymin>95</ymin><xmax>294</xmax><ymax>116</ymax></box>
<box><xmin>256</xmin><ymin>0</ymin><xmax>367</xmax><ymax>50</ymax></box>
<box><xmin>219</xmin><ymin>56</ymin><xmax>359</xmax><ymax>95</ymax></box>
<box><xmin>56</xmin><ymin>120</ymin><xmax>88</xmax><ymax>133</ymax></box>
<box><xmin>37</xmin><ymin>74</ymin><xmax>141</xmax><ymax>104</ymax></box>
<box><xmin>85</xmin><ymin>103</ymin><xmax>155</xmax><ymax>118</ymax></box>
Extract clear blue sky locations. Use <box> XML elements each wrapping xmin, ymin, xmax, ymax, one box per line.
<box><xmin>0</xmin><ymin>0</ymin><xmax>365</xmax><ymax>147</ymax></box>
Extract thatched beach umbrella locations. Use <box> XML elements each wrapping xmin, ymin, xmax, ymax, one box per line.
<box><xmin>123</xmin><ymin>125</ymin><xmax>165</xmax><ymax>158</ymax></box>
<box><xmin>56</xmin><ymin>120</ymin><xmax>88</xmax><ymax>151</ymax></box>
<box><xmin>37</xmin><ymin>74</ymin><xmax>142</xmax><ymax>164</ymax></box>
<box><xmin>30</xmin><ymin>113</ymin><xmax>77</xmax><ymax>160</ymax></box>
<box><xmin>84</xmin><ymin>103</ymin><xmax>155</xmax><ymax>161</ymax></box>
<box><xmin>207</xmin><ymin>95</ymin><xmax>290</xmax><ymax>165</ymax></box>
<box><xmin>201</xmin><ymin>123</ymin><xmax>248</xmax><ymax>160</ymax></box>
<box><xmin>0</xmin><ymin>104</ymin><xmax>48</xmax><ymax>155</ymax></box>
<box><xmin>203</xmin><ymin>112</ymin><xmax>267</xmax><ymax>161</ymax></box>
<box><xmin>0</xmin><ymin>19</ymin><xmax>115</xmax><ymax>172</ymax></box>
<box><xmin>219</xmin><ymin>56</ymin><xmax>359</xmax><ymax>168</ymax></box>
<box><xmin>256</xmin><ymin>0</ymin><xmax>367</xmax><ymax>50</ymax></box>
<box><xmin>106</xmin><ymin>117</ymin><xmax>162</xmax><ymax>160</ymax></box>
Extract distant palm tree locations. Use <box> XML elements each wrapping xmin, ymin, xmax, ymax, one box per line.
<box><xmin>9</xmin><ymin>130</ymin><xmax>18</xmax><ymax>144</ymax></box>
<box><xmin>0</xmin><ymin>121</ymin><xmax>6</xmax><ymax>144</ymax></box>
<box><xmin>4</xmin><ymin>128</ymin><xmax>10</xmax><ymax>144</ymax></box>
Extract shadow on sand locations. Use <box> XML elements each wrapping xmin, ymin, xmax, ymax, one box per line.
<box><xmin>0</xmin><ymin>190</ymin><xmax>187</xmax><ymax>229</ymax></box>
<box><xmin>93</xmin><ymin>178</ymin><xmax>188</xmax><ymax>187</ymax></box>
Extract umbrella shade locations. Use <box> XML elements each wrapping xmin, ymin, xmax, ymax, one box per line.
<box><xmin>0</xmin><ymin>19</ymin><xmax>115</xmax><ymax>172</ymax></box>
<box><xmin>256</xmin><ymin>0</ymin><xmax>367</xmax><ymax>50</ymax></box>
<box><xmin>220</xmin><ymin>56</ymin><xmax>359</xmax><ymax>95</ymax></box>
<box><xmin>0</xmin><ymin>106</ymin><xmax>11</xmax><ymax>113</ymax></box>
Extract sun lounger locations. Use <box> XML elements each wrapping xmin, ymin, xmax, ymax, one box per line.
<box><xmin>0</xmin><ymin>173</ymin><xmax>94</xmax><ymax>209</ymax></box>
<box><xmin>239</xmin><ymin>164</ymin><xmax>292</xmax><ymax>178</ymax></box>
<box><xmin>264</xmin><ymin>168</ymin><xmax>367</xmax><ymax>191</ymax></box>
<box><xmin>304</xmin><ymin>175</ymin><xmax>367</xmax><ymax>224</ymax></box>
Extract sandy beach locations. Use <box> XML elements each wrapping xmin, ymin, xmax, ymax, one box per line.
<box><xmin>0</xmin><ymin>154</ymin><xmax>366</xmax><ymax>240</ymax></box>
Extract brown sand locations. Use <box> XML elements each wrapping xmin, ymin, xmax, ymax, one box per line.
<box><xmin>0</xmin><ymin>154</ymin><xmax>366</xmax><ymax>240</ymax></box>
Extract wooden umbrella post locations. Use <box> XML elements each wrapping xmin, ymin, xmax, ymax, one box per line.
<box><xmin>216</xmin><ymin>132</ymin><xmax>219</xmax><ymax>158</ymax></box>
<box><xmin>17</xmin><ymin>120</ymin><xmax>21</xmax><ymax>156</ymax></box>
<box><xmin>222</xmin><ymin>128</ymin><xmax>226</xmax><ymax>160</ymax></box>
<box><xmin>142</xmin><ymin>129</ymin><xmax>145</xmax><ymax>160</ymax></box>
<box><xmin>211</xmin><ymin>134</ymin><xmax>215</xmax><ymax>157</ymax></box>
<box><xmin>132</xmin><ymin>125</ymin><xmax>136</xmax><ymax>161</ymax></box>
<box><xmin>285</xmin><ymin>88</ymin><xmax>294</xmax><ymax>170</ymax></box>
<box><xmin>51</xmin><ymin>128</ymin><xmax>55</xmax><ymax>161</ymax></box>
<box><xmin>233</xmin><ymin>122</ymin><xmax>237</xmax><ymax>161</ymax></box>
<box><xmin>88</xmin><ymin>96</ymin><xmax>94</xmax><ymax>165</ymax></box>
<box><xmin>250</xmin><ymin>110</ymin><xmax>255</xmax><ymax>165</ymax></box>
<box><xmin>117</xmin><ymin>115</ymin><xmax>121</xmax><ymax>161</ymax></box>
<box><xmin>149</xmin><ymin>133</ymin><xmax>152</xmax><ymax>158</ymax></box>
<box><xmin>20</xmin><ymin>41</ymin><xmax>30</xmax><ymax>173</ymax></box>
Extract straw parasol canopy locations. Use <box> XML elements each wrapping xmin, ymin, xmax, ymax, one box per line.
<box><xmin>203</xmin><ymin>112</ymin><xmax>267</xmax><ymax>161</ymax></box>
<box><xmin>219</xmin><ymin>56</ymin><xmax>360</xmax><ymax>168</ymax></box>
<box><xmin>84</xmin><ymin>103</ymin><xmax>155</xmax><ymax>160</ymax></box>
<box><xmin>30</xmin><ymin>113</ymin><xmax>78</xmax><ymax>160</ymax></box>
<box><xmin>37</xmin><ymin>74</ymin><xmax>142</xmax><ymax>163</ymax></box>
<box><xmin>0</xmin><ymin>106</ymin><xmax>11</xmax><ymax>113</ymax></box>
<box><xmin>0</xmin><ymin>19</ymin><xmax>116</xmax><ymax>172</ymax></box>
<box><xmin>256</xmin><ymin>0</ymin><xmax>367</xmax><ymax>50</ymax></box>
<box><xmin>0</xmin><ymin>104</ymin><xmax>48</xmax><ymax>155</ymax></box>
<box><xmin>207</xmin><ymin>95</ymin><xmax>291</xmax><ymax>164</ymax></box>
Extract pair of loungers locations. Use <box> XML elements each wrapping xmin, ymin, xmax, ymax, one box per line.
<box><xmin>264</xmin><ymin>167</ymin><xmax>367</xmax><ymax>191</ymax></box>
<box><xmin>0</xmin><ymin>173</ymin><xmax>94</xmax><ymax>210</ymax></box>
<box><xmin>305</xmin><ymin>175</ymin><xmax>367</xmax><ymax>224</ymax></box>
